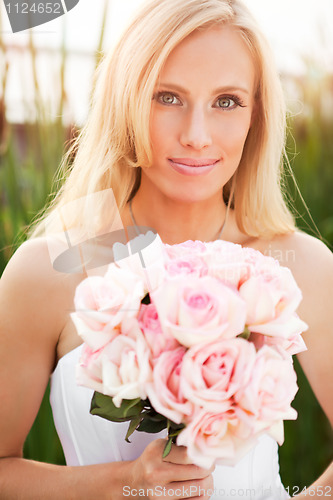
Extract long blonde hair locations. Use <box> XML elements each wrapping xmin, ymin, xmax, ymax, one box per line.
<box><xmin>30</xmin><ymin>0</ymin><xmax>295</xmax><ymax>239</ymax></box>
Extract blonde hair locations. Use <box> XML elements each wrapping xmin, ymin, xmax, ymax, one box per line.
<box><xmin>30</xmin><ymin>0</ymin><xmax>295</xmax><ymax>239</ymax></box>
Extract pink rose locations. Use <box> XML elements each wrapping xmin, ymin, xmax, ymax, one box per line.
<box><xmin>137</xmin><ymin>303</ymin><xmax>180</xmax><ymax>358</ymax></box>
<box><xmin>239</xmin><ymin>266</ymin><xmax>308</xmax><ymax>339</ymax></box>
<box><xmin>250</xmin><ymin>331</ymin><xmax>307</xmax><ymax>356</ymax></box>
<box><xmin>241</xmin><ymin>247</ymin><xmax>279</xmax><ymax>277</ymax></box>
<box><xmin>72</xmin><ymin>266</ymin><xmax>144</xmax><ymax>350</ymax></box>
<box><xmin>270</xmin><ymin>331</ymin><xmax>307</xmax><ymax>356</ymax></box>
<box><xmin>76</xmin><ymin>344</ymin><xmax>104</xmax><ymax>393</ymax></box>
<box><xmin>151</xmin><ymin>276</ymin><xmax>247</xmax><ymax>347</ymax></box>
<box><xmin>180</xmin><ymin>338</ymin><xmax>257</xmax><ymax>413</ymax></box>
<box><xmin>146</xmin><ymin>347</ymin><xmax>193</xmax><ymax>424</ymax></box>
<box><xmin>165</xmin><ymin>255</ymin><xmax>208</xmax><ymax>279</ymax></box>
<box><xmin>235</xmin><ymin>346</ymin><xmax>298</xmax><ymax>442</ymax></box>
<box><xmin>71</xmin><ymin>313</ymin><xmax>118</xmax><ymax>354</ymax></box>
<box><xmin>93</xmin><ymin>330</ymin><xmax>152</xmax><ymax>407</ymax></box>
<box><xmin>165</xmin><ymin>240</ymin><xmax>207</xmax><ymax>259</ymax></box>
<box><xmin>176</xmin><ymin>408</ymin><xmax>258</xmax><ymax>469</ymax></box>
<box><xmin>113</xmin><ymin>232</ymin><xmax>166</xmax><ymax>293</ymax></box>
<box><xmin>204</xmin><ymin>240</ymin><xmax>251</xmax><ymax>288</ymax></box>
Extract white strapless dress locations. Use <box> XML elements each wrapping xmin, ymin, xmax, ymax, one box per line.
<box><xmin>50</xmin><ymin>345</ymin><xmax>290</xmax><ymax>500</ymax></box>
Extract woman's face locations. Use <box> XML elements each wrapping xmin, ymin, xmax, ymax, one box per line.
<box><xmin>143</xmin><ymin>25</ymin><xmax>256</xmax><ymax>204</ymax></box>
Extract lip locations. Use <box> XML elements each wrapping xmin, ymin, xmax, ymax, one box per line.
<box><xmin>168</xmin><ymin>158</ymin><xmax>220</xmax><ymax>176</ymax></box>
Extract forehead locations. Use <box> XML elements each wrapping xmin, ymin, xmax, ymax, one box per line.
<box><xmin>158</xmin><ymin>25</ymin><xmax>256</xmax><ymax>94</ymax></box>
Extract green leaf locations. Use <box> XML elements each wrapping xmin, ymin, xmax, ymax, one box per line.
<box><xmin>90</xmin><ymin>392</ymin><xmax>116</xmax><ymax>413</ymax></box>
<box><xmin>137</xmin><ymin>417</ymin><xmax>168</xmax><ymax>434</ymax></box>
<box><xmin>90</xmin><ymin>392</ymin><xmax>144</xmax><ymax>422</ymax></box>
<box><xmin>169</xmin><ymin>421</ymin><xmax>185</xmax><ymax>432</ymax></box>
<box><xmin>125</xmin><ymin>416</ymin><xmax>143</xmax><ymax>443</ymax></box>
<box><xmin>162</xmin><ymin>437</ymin><xmax>173</xmax><ymax>458</ymax></box>
<box><xmin>168</xmin><ymin>425</ymin><xmax>185</xmax><ymax>439</ymax></box>
<box><xmin>143</xmin><ymin>411</ymin><xmax>167</xmax><ymax>423</ymax></box>
<box><xmin>123</xmin><ymin>398</ymin><xmax>143</xmax><ymax>418</ymax></box>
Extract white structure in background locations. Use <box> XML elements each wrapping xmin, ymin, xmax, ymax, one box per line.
<box><xmin>0</xmin><ymin>0</ymin><xmax>332</xmax><ymax>125</ymax></box>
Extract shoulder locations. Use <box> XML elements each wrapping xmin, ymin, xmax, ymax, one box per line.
<box><xmin>252</xmin><ymin>232</ymin><xmax>333</xmax><ymax>426</ymax></box>
<box><xmin>261</xmin><ymin>230</ymin><xmax>333</xmax><ymax>318</ymax></box>
<box><xmin>256</xmin><ymin>230</ymin><xmax>333</xmax><ymax>288</ymax></box>
<box><xmin>1</xmin><ymin>236</ymin><xmax>76</xmax><ymax>299</ymax></box>
<box><xmin>0</xmin><ymin>237</ymin><xmax>84</xmax><ymax>346</ymax></box>
<box><xmin>278</xmin><ymin>229</ymin><xmax>332</xmax><ymax>261</ymax></box>
<box><xmin>0</xmin><ymin>237</ymin><xmax>86</xmax><ymax>457</ymax></box>
<box><xmin>266</xmin><ymin>231</ymin><xmax>333</xmax><ymax>423</ymax></box>
<box><xmin>2</xmin><ymin>237</ymin><xmax>57</xmax><ymax>282</ymax></box>
<box><xmin>252</xmin><ymin>229</ymin><xmax>333</xmax><ymax>350</ymax></box>
<box><xmin>286</xmin><ymin>231</ymin><xmax>332</xmax><ymax>287</ymax></box>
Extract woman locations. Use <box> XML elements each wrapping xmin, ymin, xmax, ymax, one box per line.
<box><xmin>0</xmin><ymin>0</ymin><xmax>332</xmax><ymax>498</ymax></box>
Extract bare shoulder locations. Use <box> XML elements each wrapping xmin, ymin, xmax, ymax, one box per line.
<box><xmin>0</xmin><ymin>236</ymin><xmax>84</xmax><ymax>357</ymax></box>
<box><xmin>255</xmin><ymin>230</ymin><xmax>333</xmax><ymax>288</ymax></box>
<box><xmin>1</xmin><ymin>236</ymin><xmax>81</xmax><ymax>306</ymax></box>
<box><xmin>266</xmin><ymin>231</ymin><xmax>333</xmax><ymax>425</ymax></box>
<box><xmin>260</xmin><ymin>230</ymin><xmax>333</xmax><ymax>323</ymax></box>
<box><xmin>0</xmin><ymin>238</ymin><xmax>86</xmax><ymax>457</ymax></box>
<box><xmin>2</xmin><ymin>236</ymin><xmax>65</xmax><ymax>289</ymax></box>
<box><xmin>278</xmin><ymin>229</ymin><xmax>332</xmax><ymax>261</ymax></box>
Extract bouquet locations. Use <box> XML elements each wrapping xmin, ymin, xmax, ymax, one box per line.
<box><xmin>72</xmin><ymin>233</ymin><xmax>307</xmax><ymax>468</ymax></box>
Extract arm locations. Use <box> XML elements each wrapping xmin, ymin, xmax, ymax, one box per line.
<box><xmin>287</xmin><ymin>233</ymin><xmax>333</xmax><ymax>497</ymax></box>
<box><xmin>0</xmin><ymin>238</ymin><xmax>120</xmax><ymax>499</ymax></box>
<box><xmin>0</xmin><ymin>239</ymin><xmax>213</xmax><ymax>500</ymax></box>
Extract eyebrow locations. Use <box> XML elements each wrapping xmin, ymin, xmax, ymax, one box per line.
<box><xmin>157</xmin><ymin>82</ymin><xmax>250</xmax><ymax>96</ymax></box>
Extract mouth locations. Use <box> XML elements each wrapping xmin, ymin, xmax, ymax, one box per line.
<box><xmin>168</xmin><ymin>158</ymin><xmax>220</xmax><ymax>176</ymax></box>
<box><xmin>169</xmin><ymin>158</ymin><xmax>220</xmax><ymax>167</ymax></box>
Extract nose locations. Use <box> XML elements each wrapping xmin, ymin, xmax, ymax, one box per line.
<box><xmin>179</xmin><ymin>106</ymin><xmax>213</xmax><ymax>150</ymax></box>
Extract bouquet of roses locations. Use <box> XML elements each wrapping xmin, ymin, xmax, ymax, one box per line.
<box><xmin>72</xmin><ymin>233</ymin><xmax>307</xmax><ymax>468</ymax></box>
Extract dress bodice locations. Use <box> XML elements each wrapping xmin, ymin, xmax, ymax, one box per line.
<box><xmin>50</xmin><ymin>345</ymin><xmax>289</xmax><ymax>499</ymax></box>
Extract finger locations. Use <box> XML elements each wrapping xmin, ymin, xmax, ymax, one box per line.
<box><xmin>165</xmin><ymin>478</ymin><xmax>214</xmax><ymax>499</ymax></box>
<box><xmin>162</xmin><ymin>442</ymin><xmax>195</xmax><ymax>465</ymax></box>
<box><xmin>160</xmin><ymin>463</ymin><xmax>214</xmax><ymax>483</ymax></box>
<box><xmin>145</xmin><ymin>439</ymin><xmax>190</xmax><ymax>466</ymax></box>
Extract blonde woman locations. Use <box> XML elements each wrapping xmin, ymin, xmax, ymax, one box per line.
<box><xmin>0</xmin><ymin>0</ymin><xmax>332</xmax><ymax>498</ymax></box>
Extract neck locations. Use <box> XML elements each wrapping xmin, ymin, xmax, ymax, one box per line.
<box><xmin>129</xmin><ymin>186</ymin><xmax>228</xmax><ymax>245</ymax></box>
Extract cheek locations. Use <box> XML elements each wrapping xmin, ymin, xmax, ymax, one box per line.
<box><xmin>149</xmin><ymin>111</ymin><xmax>177</xmax><ymax>153</ymax></box>
<box><xmin>216</xmin><ymin>115</ymin><xmax>251</xmax><ymax>157</ymax></box>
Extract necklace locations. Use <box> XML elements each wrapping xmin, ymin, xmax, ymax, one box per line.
<box><xmin>128</xmin><ymin>199</ymin><xmax>228</xmax><ymax>241</ymax></box>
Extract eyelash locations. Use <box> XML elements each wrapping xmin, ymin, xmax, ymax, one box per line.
<box><xmin>153</xmin><ymin>91</ymin><xmax>246</xmax><ymax>110</ymax></box>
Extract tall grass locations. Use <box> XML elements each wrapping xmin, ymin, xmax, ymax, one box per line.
<box><xmin>0</xmin><ymin>8</ymin><xmax>332</xmax><ymax>488</ymax></box>
<box><xmin>278</xmin><ymin>68</ymin><xmax>333</xmax><ymax>489</ymax></box>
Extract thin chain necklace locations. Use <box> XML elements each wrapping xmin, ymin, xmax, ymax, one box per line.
<box><xmin>128</xmin><ymin>199</ymin><xmax>228</xmax><ymax>241</ymax></box>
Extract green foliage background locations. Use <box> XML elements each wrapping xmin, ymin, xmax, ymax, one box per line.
<box><xmin>0</xmin><ymin>11</ymin><xmax>332</xmax><ymax>491</ymax></box>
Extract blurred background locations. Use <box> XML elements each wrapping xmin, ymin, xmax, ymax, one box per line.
<box><xmin>0</xmin><ymin>0</ymin><xmax>332</xmax><ymax>491</ymax></box>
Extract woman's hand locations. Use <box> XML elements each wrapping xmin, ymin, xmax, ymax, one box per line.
<box><xmin>129</xmin><ymin>439</ymin><xmax>215</xmax><ymax>499</ymax></box>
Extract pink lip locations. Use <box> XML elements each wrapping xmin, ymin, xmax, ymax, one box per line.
<box><xmin>168</xmin><ymin>158</ymin><xmax>220</xmax><ymax>176</ymax></box>
<box><xmin>169</xmin><ymin>158</ymin><xmax>219</xmax><ymax>167</ymax></box>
